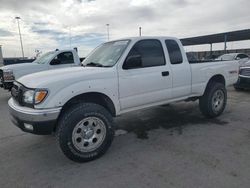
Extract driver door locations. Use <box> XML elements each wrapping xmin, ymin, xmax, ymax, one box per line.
<box><xmin>118</xmin><ymin>39</ymin><xmax>172</xmax><ymax>111</ymax></box>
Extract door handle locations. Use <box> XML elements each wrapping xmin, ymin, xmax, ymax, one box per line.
<box><xmin>162</xmin><ymin>71</ymin><xmax>169</xmax><ymax>77</ymax></box>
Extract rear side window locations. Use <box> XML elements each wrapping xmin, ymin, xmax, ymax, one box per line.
<box><xmin>57</xmin><ymin>52</ymin><xmax>74</xmax><ymax>64</ymax></box>
<box><xmin>165</xmin><ymin>40</ymin><xmax>183</xmax><ymax>64</ymax></box>
<box><xmin>124</xmin><ymin>39</ymin><xmax>165</xmax><ymax>69</ymax></box>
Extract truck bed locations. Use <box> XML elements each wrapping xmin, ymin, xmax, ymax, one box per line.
<box><xmin>190</xmin><ymin>60</ymin><xmax>239</xmax><ymax>96</ymax></box>
<box><xmin>189</xmin><ymin>60</ymin><xmax>232</xmax><ymax>64</ymax></box>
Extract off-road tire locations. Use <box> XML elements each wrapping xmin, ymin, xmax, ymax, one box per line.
<box><xmin>57</xmin><ymin>103</ymin><xmax>114</xmax><ymax>163</ymax></box>
<box><xmin>199</xmin><ymin>82</ymin><xmax>227</xmax><ymax>118</ymax></box>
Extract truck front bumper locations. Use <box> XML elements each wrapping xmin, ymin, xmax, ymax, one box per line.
<box><xmin>234</xmin><ymin>76</ymin><xmax>250</xmax><ymax>89</ymax></box>
<box><xmin>8</xmin><ymin>98</ymin><xmax>62</xmax><ymax>135</ymax></box>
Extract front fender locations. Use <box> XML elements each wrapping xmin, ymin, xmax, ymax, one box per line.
<box><xmin>35</xmin><ymin>78</ymin><xmax>121</xmax><ymax>115</ymax></box>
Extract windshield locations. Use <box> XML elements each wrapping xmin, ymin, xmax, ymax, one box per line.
<box><xmin>83</xmin><ymin>40</ymin><xmax>130</xmax><ymax>67</ymax></box>
<box><xmin>33</xmin><ymin>52</ymin><xmax>56</xmax><ymax>64</ymax></box>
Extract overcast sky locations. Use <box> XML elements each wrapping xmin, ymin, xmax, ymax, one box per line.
<box><xmin>0</xmin><ymin>0</ymin><xmax>250</xmax><ymax>58</ymax></box>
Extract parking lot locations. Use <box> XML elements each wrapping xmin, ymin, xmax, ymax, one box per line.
<box><xmin>0</xmin><ymin>87</ymin><xmax>250</xmax><ymax>188</ymax></box>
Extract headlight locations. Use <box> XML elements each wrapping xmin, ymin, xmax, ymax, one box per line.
<box><xmin>23</xmin><ymin>90</ymin><xmax>35</xmax><ymax>104</ymax></box>
<box><xmin>23</xmin><ymin>89</ymin><xmax>48</xmax><ymax>105</ymax></box>
<box><xmin>3</xmin><ymin>69</ymin><xmax>15</xmax><ymax>81</ymax></box>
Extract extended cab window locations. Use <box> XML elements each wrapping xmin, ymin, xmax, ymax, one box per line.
<box><xmin>51</xmin><ymin>52</ymin><xmax>74</xmax><ymax>65</ymax></box>
<box><xmin>123</xmin><ymin>39</ymin><xmax>165</xmax><ymax>69</ymax></box>
<box><xmin>165</xmin><ymin>40</ymin><xmax>183</xmax><ymax>64</ymax></box>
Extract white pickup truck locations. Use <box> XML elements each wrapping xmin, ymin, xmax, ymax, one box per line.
<box><xmin>8</xmin><ymin>37</ymin><xmax>239</xmax><ymax>162</ymax></box>
<box><xmin>0</xmin><ymin>49</ymin><xmax>81</xmax><ymax>90</ymax></box>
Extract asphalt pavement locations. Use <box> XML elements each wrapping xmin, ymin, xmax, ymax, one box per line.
<box><xmin>0</xmin><ymin>87</ymin><xmax>250</xmax><ymax>188</ymax></box>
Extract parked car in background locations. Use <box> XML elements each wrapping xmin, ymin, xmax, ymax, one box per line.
<box><xmin>216</xmin><ymin>53</ymin><xmax>249</xmax><ymax>66</ymax></box>
<box><xmin>238</xmin><ymin>58</ymin><xmax>250</xmax><ymax>67</ymax></box>
<box><xmin>216</xmin><ymin>55</ymin><xmax>250</xmax><ymax>91</ymax></box>
<box><xmin>0</xmin><ymin>49</ymin><xmax>82</xmax><ymax>90</ymax></box>
<box><xmin>234</xmin><ymin>59</ymin><xmax>250</xmax><ymax>90</ymax></box>
<box><xmin>8</xmin><ymin>36</ymin><xmax>239</xmax><ymax>162</ymax></box>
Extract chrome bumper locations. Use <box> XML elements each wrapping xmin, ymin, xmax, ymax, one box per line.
<box><xmin>8</xmin><ymin>98</ymin><xmax>61</xmax><ymax>122</ymax></box>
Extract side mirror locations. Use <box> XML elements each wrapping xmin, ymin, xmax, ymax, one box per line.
<box><xmin>123</xmin><ymin>55</ymin><xmax>142</xmax><ymax>69</ymax></box>
<box><xmin>236</xmin><ymin>57</ymin><xmax>241</xmax><ymax>60</ymax></box>
<box><xmin>80</xmin><ymin>57</ymin><xmax>86</xmax><ymax>62</ymax></box>
<box><xmin>50</xmin><ymin>59</ymin><xmax>61</xmax><ymax>65</ymax></box>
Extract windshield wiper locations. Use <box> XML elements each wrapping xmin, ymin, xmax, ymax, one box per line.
<box><xmin>84</xmin><ymin>62</ymin><xmax>111</xmax><ymax>67</ymax></box>
<box><xmin>85</xmin><ymin>62</ymin><xmax>104</xmax><ymax>67</ymax></box>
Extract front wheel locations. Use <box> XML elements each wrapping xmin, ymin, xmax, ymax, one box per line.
<box><xmin>199</xmin><ymin>82</ymin><xmax>227</xmax><ymax>118</ymax></box>
<box><xmin>57</xmin><ymin>103</ymin><xmax>114</xmax><ymax>163</ymax></box>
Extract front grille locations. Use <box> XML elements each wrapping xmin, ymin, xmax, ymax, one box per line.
<box><xmin>240</xmin><ymin>68</ymin><xmax>250</xmax><ymax>77</ymax></box>
<box><xmin>11</xmin><ymin>83</ymin><xmax>24</xmax><ymax>106</ymax></box>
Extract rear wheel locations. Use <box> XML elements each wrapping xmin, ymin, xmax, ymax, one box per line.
<box><xmin>57</xmin><ymin>103</ymin><xmax>114</xmax><ymax>163</ymax></box>
<box><xmin>199</xmin><ymin>82</ymin><xmax>227</xmax><ymax>118</ymax></box>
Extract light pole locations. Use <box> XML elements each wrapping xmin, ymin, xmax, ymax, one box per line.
<box><xmin>106</xmin><ymin>24</ymin><xmax>110</xmax><ymax>41</ymax></box>
<box><xmin>139</xmin><ymin>27</ymin><xmax>142</xmax><ymax>36</ymax></box>
<box><xmin>69</xmin><ymin>26</ymin><xmax>72</xmax><ymax>49</ymax></box>
<box><xmin>15</xmin><ymin>17</ymin><xmax>24</xmax><ymax>59</ymax></box>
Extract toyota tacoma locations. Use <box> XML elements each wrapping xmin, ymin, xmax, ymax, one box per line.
<box><xmin>8</xmin><ymin>37</ymin><xmax>239</xmax><ymax>162</ymax></box>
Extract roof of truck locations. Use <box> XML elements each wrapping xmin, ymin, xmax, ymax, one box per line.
<box><xmin>113</xmin><ymin>36</ymin><xmax>179</xmax><ymax>41</ymax></box>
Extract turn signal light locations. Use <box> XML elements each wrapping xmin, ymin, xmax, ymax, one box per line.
<box><xmin>35</xmin><ymin>90</ymin><xmax>48</xmax><ymax>104</ymax></box>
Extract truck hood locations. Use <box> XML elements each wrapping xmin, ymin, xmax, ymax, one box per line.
<box><xmin>0</xmin><ymin>63</ymin><xmax>38</xmax><ymax>71</ymax></box>
<box><xmin>0</xmin><ymin>63</ymin><xmax>45</xmax><ymax>80</ymax></box>
<box><xmin>17</xmin><ymin>66</ymin><xmax>115</xmax><ymax>88</ymax></box>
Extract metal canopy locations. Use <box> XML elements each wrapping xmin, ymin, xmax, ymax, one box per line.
<box><xmin>181</xmin><ymin>29</ymin><xmax>250</xmax><ymax>46</ymax></box>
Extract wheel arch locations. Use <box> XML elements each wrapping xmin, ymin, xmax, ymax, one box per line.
<box><xmin>203</xmin><ymin>74</ymin><xmax>226</xmax><ymax>95</ymax></box>
<box><xmin>60</xmin><ymin>92</ymin><xmax>116</xmax><ymax>117</ymax></box>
